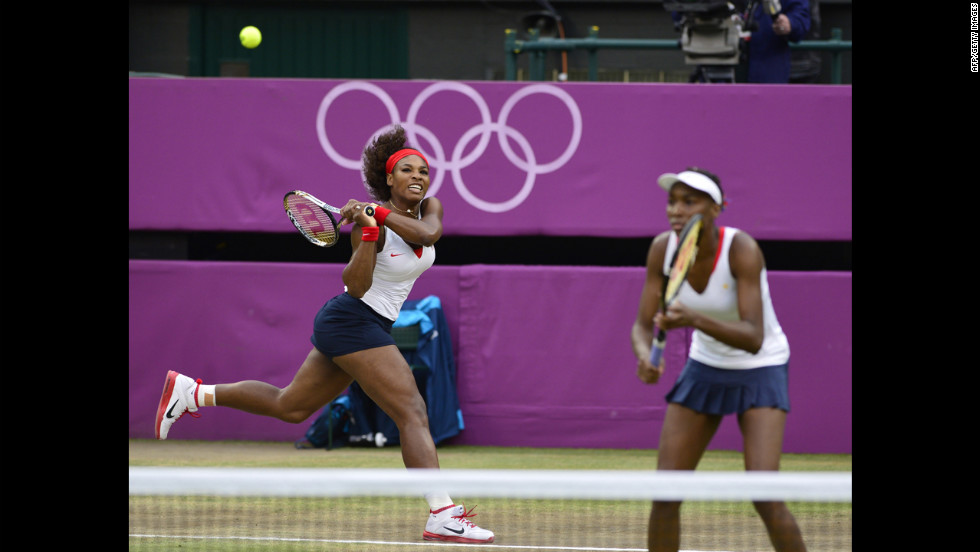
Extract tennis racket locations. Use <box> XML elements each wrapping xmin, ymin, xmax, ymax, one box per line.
<box><xmin>283</xmin><ymin>190</ymin><xmax>374</xmax><ymax>247</ymax></box>
<box><xmin>649</xmin><ymin>213</ymin><xmax>703</xmax><ymax>366</ymax></box>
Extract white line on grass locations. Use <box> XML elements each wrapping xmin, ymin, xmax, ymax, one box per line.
<box><xmin>130</xmin><ymin>533</ymin><xmax>725</xmax><ymax>551</ymax></box>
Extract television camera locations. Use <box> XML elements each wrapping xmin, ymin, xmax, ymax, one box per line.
<box><xmin>664</xmin><ymin>0</ymin><xmax>782</xmax><ymax>83</ymax></box>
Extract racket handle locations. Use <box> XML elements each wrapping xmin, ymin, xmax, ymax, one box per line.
<box><xmin>365</xmin><ymin>205</ymin><xmax>375</xmax><ymax>217</ymax></box>
<box><xmin>649</xmin><ymin>331</ymin><xmax>666</xmax><ymax>366</ymax></box>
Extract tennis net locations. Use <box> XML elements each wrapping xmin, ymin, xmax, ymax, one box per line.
<box><xmin>129</xmin><ymin>467</ymin><xmax>851</xmax><ymax>551</ymax></box>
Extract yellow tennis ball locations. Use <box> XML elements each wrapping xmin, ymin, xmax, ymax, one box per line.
<box><xmin>239</xmin><ymin>26</ymin><xmax>262</xmax><ymax>49</ymax></box>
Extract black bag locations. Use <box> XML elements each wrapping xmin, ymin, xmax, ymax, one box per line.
<box><xmin>295</xmin><ymin>395</ymin><xmax>352</xmax><ymax>450</ymax></box>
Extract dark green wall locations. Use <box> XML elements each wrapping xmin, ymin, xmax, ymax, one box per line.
<box><xmin>188</xmin><ymin>3</ymin><xmax>409</xmax><ymax>78</ymax></box>
<box><xmin>130</xmin><ymin>1</ymin><xmax>850</xmax><ymax>84</ymax></box>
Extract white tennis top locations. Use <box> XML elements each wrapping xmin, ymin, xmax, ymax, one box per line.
<box><xmin>663</xmin><ymin>226</ymin><xmax>790</xmax><ymax>369</ymax></box>
<box><xmin>357</xmin><ymin>227</ymin><xmax>435</xmax><ymax>321</ymax></box>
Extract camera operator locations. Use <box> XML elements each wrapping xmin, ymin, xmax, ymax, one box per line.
<box><xmin>738</xmin><ymin>0</ymin><xmax>812</xmax><ymax>83</ymax></box>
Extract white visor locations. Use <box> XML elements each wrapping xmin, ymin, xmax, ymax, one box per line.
<box><xmin>657</xmin><ymin>171</ymin><xmax>723</xmax><ymax>206</ymax></box>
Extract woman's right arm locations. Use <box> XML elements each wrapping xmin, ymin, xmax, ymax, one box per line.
<box><xmin>342</xmin><ymin>210</ymin><xmax>380</xmax><ymax>298</ymax></box>
<box><xmin>631</xmin><ymin>233</ymin><xmax>669</xmax><ymax>383</ymax></box>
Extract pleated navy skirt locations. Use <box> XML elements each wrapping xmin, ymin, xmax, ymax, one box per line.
<box><xmin>665</xmin><ymin>358</ymin><xmax>791</xmax><ymax>415</ymax></box>
<box><xmin>310</xmin><ymin>292</ymin><xmax>395</xmax><ymax>358</ymax></box>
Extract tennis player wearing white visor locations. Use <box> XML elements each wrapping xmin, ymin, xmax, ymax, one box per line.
<box><xmin>630</xmin><ymin>167</ymin><xmax>806</xmax><ymax>552</ymax></box>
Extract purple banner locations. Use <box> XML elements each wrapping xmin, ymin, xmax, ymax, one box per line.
<box><xmin>130</xmin><ymin>260</ymin><xmax>851</xmax><ymax>453</ymax></box>
<box><xmin>129</xmin><ymin>78</ymin><xmax>851</xmax><ymax>240</ymax></box>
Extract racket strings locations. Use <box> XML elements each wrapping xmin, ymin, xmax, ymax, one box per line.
<box><xmin>665</xmin><ymin>232</ymin><xmax>699</xmax><ymax>299</ymax></box>
<box><xmin>286</xmin><ymin>196</ymin><xmax>339</xmax><ymax>246</ymax></box>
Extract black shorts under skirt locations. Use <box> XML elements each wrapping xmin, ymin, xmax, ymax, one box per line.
<box><xmin>665</xmin><ymin>358</ymin><xmax>791</xmax><ymax>415</ymax></box>
<box><xmin>310</xmin><ymin>292</ymin><xmax>395</xmax><ymax>359</ymax></box>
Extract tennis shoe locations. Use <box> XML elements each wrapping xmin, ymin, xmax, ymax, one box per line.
<box><xmin>155</xmin><ymin>370</ymin><xmax>202</xmax><ymax>440</ymax></box>
<box><xmin>423</xmin><ymin>504</ymin><xmax>494</xmax><ymax>543</ymax></box>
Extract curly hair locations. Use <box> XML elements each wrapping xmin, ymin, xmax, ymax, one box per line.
<box><xmin>361</xmin><ymin>125</ymin><xmax>411</xmax><ymax>202</ymax></box>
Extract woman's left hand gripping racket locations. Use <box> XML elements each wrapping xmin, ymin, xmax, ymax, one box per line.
<box><xmin>284</xmin><ymin>190</ymin><xmax>373</xmax><ymax>247</ymax></box>
<box><xmin>649</xmin><ymin>214</ymin><xmax>703</xmax><ymax>366</ymax></box>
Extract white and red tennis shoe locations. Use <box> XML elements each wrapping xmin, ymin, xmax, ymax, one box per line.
<box><xmin>155</xmin><ymin>370</ymin><xmax>201</xmax><ymax>440</ymax></box>
<box><xmin>423</xmin><ymin>504</ymin><xmax>494</xmax><ymax>543</ymax></box>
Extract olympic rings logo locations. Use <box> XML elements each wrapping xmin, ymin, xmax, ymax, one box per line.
<box><xmin>315</xmin><ymin>81</ymin><xmax>582</xmax><ymax>213</ymax></box>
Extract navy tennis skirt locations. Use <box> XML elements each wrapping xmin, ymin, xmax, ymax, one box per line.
<box><xmin>310</xmin><ymin>292</ymin><xmax>395</xmax><ymax>358</ymax></box>
<box><xmin>665</xmin><ymin>358</ymin><xmax>791</xmax><ymax>415</ymax></box>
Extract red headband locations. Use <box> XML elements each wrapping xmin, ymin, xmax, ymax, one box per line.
<box><xmin>385</xmin><ymin>149</ymin><xmax>429</xmax><ymax>174</ymax></box>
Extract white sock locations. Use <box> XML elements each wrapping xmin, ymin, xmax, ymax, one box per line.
<box><xmin>196</xmin><ymin>384</ymin><xmax>217</xmax><ymax>407</ymax></box>
<box><xmin>425</xmin><ymin>493</ymin><xmax>454</xmax><ymax>511</ymax></box>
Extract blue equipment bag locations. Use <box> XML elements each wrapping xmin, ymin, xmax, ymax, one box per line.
<box><xmin>295</xmin><ymin>395</ymin><xmax>352</xmax><ymax>450</ymax></box>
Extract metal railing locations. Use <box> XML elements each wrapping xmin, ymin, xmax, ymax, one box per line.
<box><xmin>505</xmin><ymin>26</ymin><xmax>852</xmax><ymax>84</ymax></box>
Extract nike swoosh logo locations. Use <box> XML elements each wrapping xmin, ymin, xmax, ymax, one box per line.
<box><xmin>166</xmin><ymin>402</ymin><xmax>180</xmax><ymax>419</ymax></box>
<box><xmin>390</xmin><ymin>253</ymin><xmax>404</xmax><ymax>257</ymax></box>
<box><xmin>443</xmin><ymin>526</ymin><xmax>465</xmax><ymax>534</ymax></box>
